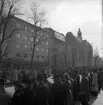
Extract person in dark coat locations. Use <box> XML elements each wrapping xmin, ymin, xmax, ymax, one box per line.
<box><xmin>0</xmin><ymin>78</ymin><xmax>11</xmax><ymax>105</ymax></box>
<box><xmin>79</xmin><ymin>72</ymin><xmax>89</xmax><ymax>105</ymax></box>
<box><xmin>35</xmin><ymin>74</ymin><xmax>49</xmax><ymax>105</ymax></box>
<box><xmin>49</xmin><ymin>73</ymin><xmax>67</xmax><ymax>105</ymax></box>
<box><xmin>63</xmin><ymin>73</ymin><xmax>74</xmax><ymax>105</ymax></box>
<box><xmin>98</xmin><ymin>70</ymin><xmax>103</xmax><ymax>90</ymax></box>
<box><xmin>17</xmin><ymin>79</ymin><xmax>36</xmax><ymax>105</ymax></box>
<box><xmin>75</xmin><ymin>73</ymin><xmax>80</xmax><ymax>100</ymax></box>
<box><xmin>8</xmin><ymin>82</ymin><xmax>23</xmax><ymax>105</ymax></box>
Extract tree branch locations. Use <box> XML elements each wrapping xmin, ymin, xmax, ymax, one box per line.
<box><xmin>0</xmin><ymin>44</ymin><xmax>8</xmax><ymax>59</ymax></box>
<box><xmin>34</xmin><ymin>35</ymin><xmax>47</xmax><ymax>46</ymax></box>
<box><xmin>4</xmin><ymin>28</ymin><xmax>18</xmax><ymax>41</ymax></box>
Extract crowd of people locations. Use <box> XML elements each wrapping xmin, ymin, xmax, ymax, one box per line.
<box><xmin>0</xmin><ymin>67</ymin><xmax>103</xmax><ymax>105</ymax></box>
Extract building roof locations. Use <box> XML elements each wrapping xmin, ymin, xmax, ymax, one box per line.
<box><xmin>12</xmin><ymin>16</ymin><xmax>51</xmax><ymax>34</ymax></box>
<box><xmin>65</xmin><ymin>32</ymin><xmax>92</xmax><ymax>53</ymax></box>
<box><xmin>44</xmin><ymin>28</ymin><xmax>65</xmax><ymax>42</ymax></box>
<box><xmin>54</xmin><ymin>31</ymin><xmax>65</xmax><ymax>42</ymax></box>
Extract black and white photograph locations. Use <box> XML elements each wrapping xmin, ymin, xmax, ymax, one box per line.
<box><xmin>0</xmin><ymin>0</ymin><xmax>103</xmax><ymax>105</ymax></box>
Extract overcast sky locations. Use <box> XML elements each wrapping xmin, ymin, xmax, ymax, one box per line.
<box><xmin>20</xmin><ymin>0</ymin><xmax>102</xmax><ymax>57</ymax></box>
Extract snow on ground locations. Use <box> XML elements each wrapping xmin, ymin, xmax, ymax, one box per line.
<box><xmin>92</xmin><ymin>89</ymin><xmax>103</xmax><ymax>105</ymax></box>
<box><xmin>5</xmin><ymin>86</ymin><xmax>15</xmax><ymax>97</ymax></box>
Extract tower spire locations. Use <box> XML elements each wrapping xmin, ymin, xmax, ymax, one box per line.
<box><xmin>77</xmin><ymin>28</ymin><xmax>82</xmax><ymax>40</ymax></box>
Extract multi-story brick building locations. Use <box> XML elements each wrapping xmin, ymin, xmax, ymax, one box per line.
<box><xmin>1</xmin><ymin>17</ymin><xmax>52</xmax><ymax>69</ymax></box>
<box><xmin>1</xmin><ymin>17</ymin><xmax>93</xmax><ymax>71</ymax></box>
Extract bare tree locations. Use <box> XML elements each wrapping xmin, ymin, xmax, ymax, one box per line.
<box><xmin>29</xmin><ymin>1</ymin><xmax>47</xmax><ymax>70</ymax></box>
<box><xmin>0</xmin><ymin>0</ymin><xmax>23</xmax><ymax>61</ymax></box>
<box><xmin>93</xmin><ymin>47</ymin><xmax>100</xmax><ymax>68</ymax></box>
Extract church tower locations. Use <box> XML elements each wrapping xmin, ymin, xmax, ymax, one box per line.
<box><xmin>77</xmin><ymin>28</ymin><xmax>82</xmax><ymax>40</ymax></box>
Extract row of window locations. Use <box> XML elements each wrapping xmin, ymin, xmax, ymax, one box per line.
<box><xmin>16</xmin><ymin>23</ymin><xmax>47</xmax><ymax>37</ymax></box>
<box><xmin>16</xmin><ymin>33</ymin><xmax>33</xmax><ymax>41</ymax></box>
<box><xmin>53</xmin><ymin>44</ymin><xmax>64</xmax><ymax>51</ymax></box>
<box><xmin>15</xmin><ymin>33</ymin><xmax>48</xmax><ymax>44</ymax></box>
<box><xmin>16</xmin><ymin>43</ymin><xmax>48</xmax><ymax>52</ymax></box>
<box><xmin>16</xmin><ymin>53</ymin><xmax>47</xmax><ymax>59</ymax></box>
<box><xmin>35</xmin><ymin>47</ymin><xmax>48</xmax><ymax>52</ymax></box>
<box><xmin>16</xmin><ymin>41</ymin><xmax>48</xmax><ymax>47</ymax></box>
<box><xmin>16</xmin><ymin>23</ymin><xmax>34</xmax><ymax>33</ymax></box>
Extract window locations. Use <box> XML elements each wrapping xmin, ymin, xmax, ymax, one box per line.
<box><xmin>24</xmin><ymin>53</ymin><xmax>28</xmax><ymax>58</ymax></box>
<box><xmin>37</xmin><ymin>31</ymin><xmax>40</xmax><ymax>35</ymax></box>
<box><xmin>54</xmin><ymin>44</ymin><xmax>55</xmax><ymax>48</ymax></box>
<box><xmin>36</xmin><ymin>38</ymin><xmax>39</xmax><ymax>42</ymax></box>
<box><xmin>16</xmin><ymin>23</ymin><xmax>20</xmax><ymax>28</ymax></box>
<box><xmin>30</xmin><ymin>28</ymin><xmax>34</xmax><ymax>33</ymax></box>
<box><xmin>36</xmin><ymin>47</ymin><xmax>39</xmax><ymax>51</ymax></box>
<box><xmin>46</xmin><ymin>49</ymin><xmax>48</xmax><ymax>53</ymax></box>
<box><xmin>30</xmin><ymin>37</ymin><xmax>33</xmax><ymax>42</ymax></box>
<box><xmin>46</xmin><ymin>41</ymin><xmax>48</xmax><ymax>45</ymax></box>
<box><xmin>42</xmin><ymin>41</ymin><xmax>44</xmax><ymax>44</ymax></box>
<box><xmin>16</xmin><ymin>42</ymin><xmax>20</xmax><ymax>48</ymax></box>
<box><xmin>36</xmin><ymin>55</ymin><xmax>39</xmax><ymax>58</ymax></box>
<box><xmin>16</xmin><ymin>53</ymin><xmax>20</xmax><ymax>57</ymax></box>
<box><xmin>16</xmin><ymin>33</ymin><xmax>20</xmax><ymax>38</ymax></box>
<box><xmin>23</xmin><ymin>35</ymin><xmax>27</xmax><ymax>40</ymax></box>
<box><xmin>46</xmin><ymin>35</ymin><xmax>48</xmax><ymax>38</ymax></box>
<box><xmin>40</xmin><ymin>32</ymin><xmax>43</xmax><ymax>36</ymax></box>
<box><xmin>24</xmin><ymin>45</ymin><xmax>27</xmax><ymax>48</ymax></box>
<box><xmin>42</xmin><ymin>56</ymin><xmax>44</xmax><ymax>59</ymax></box>
<box><xmin>25</xmin><ymin>25</ymin><xmax>27</xmax><ymax>31</ymax></box>
<box><xmin>56</xmin><ymin>44</ymin><xmax>58</xmax><ymax>48</ymax></box>
<box><xmin>41</xmin><ymin>48</ymin><xmax>44</xmax><ymax>52</ymax></box>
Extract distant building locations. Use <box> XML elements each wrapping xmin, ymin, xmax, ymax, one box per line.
<box><xmin>65</xmin><ymin>30</ymin><xmax>93</xmax><ymax>69</ymax></box>
<box><xmin>44</xmin><ymin>28</ymin><xmax>66</xmax><ymax>71</ymax></box>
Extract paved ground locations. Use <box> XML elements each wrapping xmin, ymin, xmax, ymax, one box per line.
<box><xmin>89</xmin><ymin>95</ymin><xmax>97</xmax><ymax>105</ymax></box>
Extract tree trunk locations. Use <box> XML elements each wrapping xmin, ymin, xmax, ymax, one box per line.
<box><xmin>30</xmin><ymin>31</ymin><xmax>36</xmax><ymax>70</ymax></box>
<box><xmin>30</xmin><ymin>44</ymin><xmax>35</xmax><ymax>70</ymax></box>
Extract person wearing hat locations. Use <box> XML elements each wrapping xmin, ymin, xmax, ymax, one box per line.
<box><xmin>0</xmin><ymin>78</ymin><xmax>11</xmax><ymax>105</ymax></box>
<box><xmin>35</xmin><ymin>74</ymin><xmax>49</xmax><ymax>105</ymax></box>
<box><xmin>63</xmin><ymin>72</ymin><xmax>74</xmax><ymax>105</ymax></box>
<box><xmin>15</xmin><ymin>78</ymin><xmax>36</xmax><ymax>105</ymax></box>
<box><xmin>91</xmin><ymin>69</ymin><xmax>99</xmax><ymax>96</ymax></box>
<box><xmin>49</xmin><ymin>73</ymin><xmax>68</xmax><ymax>105</ymax></box>
<box><xmin>9</xmin><ymin>82</ymin><xmax>23</xmax><ymax>105</ymax></box>
<box><xmin>79</xmin><ymin>72</ymin><xmax>89</xmax><ymax>105</ymax></box>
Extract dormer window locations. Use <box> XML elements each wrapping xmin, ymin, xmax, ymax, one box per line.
<box><xmin>16</xmin><ymin>23</ymin><xmax>20</xmax><ymax>28</ymax></box>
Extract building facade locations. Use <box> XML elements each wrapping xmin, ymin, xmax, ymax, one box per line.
<box><xmin>65</xmin><ymin>29</ymin><xmax>93</xmax><ymax>69</ymax></box>
<box><xmin>1</xmin><ymin>17</ymin><xmax>93</xmax><ymax>71</ymax></box>
<box><xmin>1</xmin><ymin>17</ymin><xmax>51</xmax><ymax>69</ymax></box>
<box><xmin>44</xmin><ymin>28</ymin><xmax>66</xmax><ymax>71</ymax></box>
